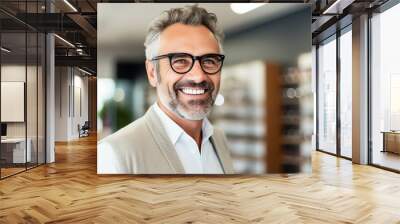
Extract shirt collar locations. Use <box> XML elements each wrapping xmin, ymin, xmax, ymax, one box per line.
<box><xmin>152</xmin><ymin>102</ymin><xmax>214</xmax><ymax>145</ymax></box>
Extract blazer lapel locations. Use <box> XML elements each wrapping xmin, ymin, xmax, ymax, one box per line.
<box><xmin>144</xmin><ymin>106</ymin><xmax>185</xmax><ymax>174</ymax></box>
<box><xmin>210</xmin><ymin>134</ymin><xmax>235</xmax><ymax>174</ymax></box>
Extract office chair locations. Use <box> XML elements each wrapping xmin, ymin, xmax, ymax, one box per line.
<box><xmin>78</xmin><ymin>121</ymin><xmax>90</xmax><ymax>138</ymax></box>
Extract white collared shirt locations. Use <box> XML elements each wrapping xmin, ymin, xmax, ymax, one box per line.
<box><xmin>153</xmin><ymin>103</ymin><xmax>224</xmax><ymax>174</ymax></box>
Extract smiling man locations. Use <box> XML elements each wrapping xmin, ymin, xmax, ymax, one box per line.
<box><xmin>98</xmin><ymin>5</ymin><xmax>234</xmax><ymax>174</ymax></box>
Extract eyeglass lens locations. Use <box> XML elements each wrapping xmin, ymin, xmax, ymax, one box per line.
<box><xmin>170</xmin><ymin>53</ymin><xmax>223</xmax><ymax>74</ymax></box>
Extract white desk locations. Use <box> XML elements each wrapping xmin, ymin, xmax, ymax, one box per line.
<box><xmin>1</xmin><ymin>138</ymin><xmax>31</xmax><ymax>163</ymax></box>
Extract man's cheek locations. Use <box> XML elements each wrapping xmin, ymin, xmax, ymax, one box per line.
<box><xmin>169</xmin><ymin>82</ymin><xmax>179</xmax><ymax>98</ymax></box>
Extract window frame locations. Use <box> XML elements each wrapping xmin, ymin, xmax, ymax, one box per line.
<box><xmin>315</xmin><ymin>22</ymin><xmax>353</xmax><ymax>161</ymax></box>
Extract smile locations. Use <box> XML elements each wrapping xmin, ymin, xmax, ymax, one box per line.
<box><xmin>179</xmin><ymin>87</ymin><xmax>208</xmax><ymax>95</ymax></box>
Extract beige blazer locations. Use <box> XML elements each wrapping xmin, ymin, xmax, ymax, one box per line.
<box><xmin>97</xmin><ymin>106</ymin><xmax>235</xmax><ymax>174</ymax></box>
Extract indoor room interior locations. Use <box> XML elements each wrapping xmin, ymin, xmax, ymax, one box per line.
<box><xmin>1</xmin><ymin>0</ymin><xmax>400</xmax><ymax>223</ymax></box>
<box><xmin>0</xmin><ymin>0</ymin><xmax>97</xmax><ymax>179</ymax></box>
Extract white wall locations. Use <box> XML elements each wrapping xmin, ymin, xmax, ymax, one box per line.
<box><xmin>55</xmin><ymin>66</ymin><xmax>68</xmax><ymax>141</ymax></box>
<box><xmin>1</xmin><ymin>65</ymin><xmax>26</xmax><ymax>129</ymax></box>
<box><xmin>55</xmin><ymin>67</ymin><xmax>89</xmax><ymax>141</ymax></box>
<box><xmin>72</xmin><ymin>73</ymin><xmax>89</xmax><ymax>138</ymax></box>
<box><xmin>1</xmin><ymin>63</ymin><xmax>47</xmax><ymax>164</ymax></box>
<box><xmin>1</xmin><ymin>65</ymin><xmax>37</xmax><ymax>138</ymax></box>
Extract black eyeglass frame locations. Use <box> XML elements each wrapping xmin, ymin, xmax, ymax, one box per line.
<box><xmin>150</xmin><ymin>52</ymin><xmax>225</xmax><ymax>75</ymax></box>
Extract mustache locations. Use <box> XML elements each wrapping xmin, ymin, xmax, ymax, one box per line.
<box><xmin>174</xmin><ymin>80</ymin><xmax>214</xmax><ymax>91</ymax></box>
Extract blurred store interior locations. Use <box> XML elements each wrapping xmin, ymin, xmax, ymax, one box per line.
<box><xmin>97</xmin><ymin>3</ymin><xmax>312</xmax><ymax>174</ymax></box>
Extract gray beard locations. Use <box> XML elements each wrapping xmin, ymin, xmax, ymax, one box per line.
<box><xmin>158</xmin><ymin>87</ymin><xmax>215</xmax><ymax>121</ymax></box>
<box><xmin>169</xmin><ymin>99</ymin><xmax>212</xmax><ymax>121</ymax></box>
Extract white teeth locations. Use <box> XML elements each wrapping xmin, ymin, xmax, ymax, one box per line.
<box><xmin>181</xmin><ymin>88</ymin><xmax>205</xmax><ymax>95</ymax></box>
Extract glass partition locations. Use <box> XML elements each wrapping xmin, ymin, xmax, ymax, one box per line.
<box><xmin>0</xmin><ymin>1</ymin><xmax>46</xmax><ymax>179</ymax></box>
<box><xmin>27</xmin><ymin>31</ymin><xmax>38</xmax><ymax>169</ymax></box>
<box><xmin>38</xmin><ymin>32</ymin><xmax>45</xmax><ymax>165</ymax></box>
<box><xmin>1</xmin><ymin>31</ymin><xmax>28</xmax><ymax>177</ymax></box>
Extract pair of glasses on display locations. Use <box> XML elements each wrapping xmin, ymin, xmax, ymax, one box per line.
<box><xmin>151</xmin><ymin>52</ymin><xmax>225</xmax><ymax>75</ymax></box>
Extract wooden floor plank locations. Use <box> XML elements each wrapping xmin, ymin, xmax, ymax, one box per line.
<box><xmin>0</xmin><ymin>134</ymin><xmax>400</xmax><ymax>223</ymax></box>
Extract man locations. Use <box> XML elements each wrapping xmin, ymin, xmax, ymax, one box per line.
<box><xmin>97</xmin><ymin>5</ymin><xmax>234</xmax><ymax>174</ymax></box>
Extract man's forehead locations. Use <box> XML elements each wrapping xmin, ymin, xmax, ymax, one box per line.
<box><xmin>159</xmin><ymin>23</ymin><xmax>220</xmax><ymax>54</ymax></box>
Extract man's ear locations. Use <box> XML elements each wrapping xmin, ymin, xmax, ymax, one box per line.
<box><xmin>145</xmin><ymin>60</ymin><xmax>157</xmax><ymax>87</ymax></box>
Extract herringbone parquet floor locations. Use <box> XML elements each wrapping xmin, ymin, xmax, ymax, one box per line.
<box><xmin>1</xmin><ymin>134</ymin><xmax>400</xmax><ymax>223</ymax></box>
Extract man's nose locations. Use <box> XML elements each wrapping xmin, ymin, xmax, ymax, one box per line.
<box><xmin>186</xmin><ymin>60</ymin><xmax>208</xmax><ymax>83</ymax></box>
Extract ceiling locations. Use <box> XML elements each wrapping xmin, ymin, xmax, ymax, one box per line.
<box><xmin>1</xmin><ymin>32</ymin><xmax>45</xmax><ymax>65</ymax></box>
<box><xmin>0</xmin><ymin>1</ymin><xmax>310</xmax><ymax>74</ymax></box>
<box><xmin>98</xmin><ymin>3</ymin><xmax>307</xmax><ymax>48</ymax></box>
<box><xmin>1</xmin><ymin>0</ymin><xmax>387</xmax><ymax>75</ymax></box>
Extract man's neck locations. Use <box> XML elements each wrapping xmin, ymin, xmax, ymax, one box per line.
<box><xmin>157</xmin><ymin>101</ymin><xmax>203</xmax><ymax>149</ymax></box>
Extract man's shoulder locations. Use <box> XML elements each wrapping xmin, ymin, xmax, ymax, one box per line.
<box><xmin>99</xmin><ymin>116</ymin><xmax>149</xmax><ymax>147</ymax></box>
<box><xmin>97</xmin><ymin>114</ymin><xmax>161</xmax><ymax>174</ymax></box>
<box><xmin>213</xmin><ymin>126</ymin><xmax>227</xmax><ymax>138</ymax></box>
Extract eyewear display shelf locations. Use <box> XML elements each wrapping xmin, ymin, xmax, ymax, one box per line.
<box><xmin>211</xmin><ymin>60</ymin><xmax>312</xmax><ymax>174</ymax></box>
<box><xmin>210</xmin><ymin>61</ymin><xmax>267</xmax><ymax>174</ymax></box>
<box><xmin>279</xmin><ymin>66</ymin><xmax>312</xmax><ymax>173</ymax></box>
<box><xmin>266</xmin><ymin>56</ymin><xmax>312</xmax><ymax>173</ymax></box>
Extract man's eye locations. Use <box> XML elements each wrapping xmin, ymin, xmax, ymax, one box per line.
<box><xmin>203</xmin><ymin>58</ymin><xmax>218</xmax><ymax>65</ymax></box>
<box><xmin>173</xmin><ymin>58</ymin><xmax>190</xmax><ymax>66</ymax></box>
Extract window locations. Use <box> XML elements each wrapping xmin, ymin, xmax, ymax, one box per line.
<box><xmin>339</xmin><ymin>27</ymin><xmax>352</xmax><ymax>158</ymax></box>
<box><xmin>371</xmin><ymin>2</ymin><xmax>400</xmax><ymax>171</ymax></box>
<box><xmin>317</xmin><ymin>35</ymin><xmax>337</xmax><ymax>154</ymax></box>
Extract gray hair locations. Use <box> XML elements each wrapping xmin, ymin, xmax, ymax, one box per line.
<box><xmin>144</xmin><ymin>5</ymin><xmax>224</xmax><ymax>61</ymax></box>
